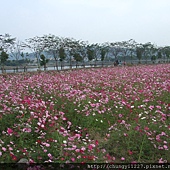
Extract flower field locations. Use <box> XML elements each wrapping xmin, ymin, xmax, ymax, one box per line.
<box><xmin>0</xmin><ymin>64</ymin><xmax>170</xmax><ymax>164</ymax></box>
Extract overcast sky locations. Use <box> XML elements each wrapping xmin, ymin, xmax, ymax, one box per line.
<box><xmin>1</xmin><ymin>0</ymin><xmax>170</xmax><ymax>46</ymax></box>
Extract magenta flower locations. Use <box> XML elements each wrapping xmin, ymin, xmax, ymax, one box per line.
<box><xmin>71</xmin><ymin>157</ymin><xmax>75</xmax><ymax>162</ymax></box>
<box><xmin>2</xmin><ymin>147</ymin><xmax>6</xmax><ymax>151</ymax></box>
<box><xmin>23</xmin><ymin>128</ymin><xmax>31</xmax><ymax>133</ymax></box>
<box><xmin>121</xmin><ymin>157</ymin><xmax>125</xmax><ymax>161</ymax></box>
<box><xmin>7</xmin><ymin>128</ymin><xmax>13</xmax><ymax>134</ymax></box>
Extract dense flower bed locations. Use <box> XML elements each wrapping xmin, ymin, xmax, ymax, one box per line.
<box><xmin>0</xmin><ymin>64</ymin><xmax>170</xmax><ymax>164</ymax></box>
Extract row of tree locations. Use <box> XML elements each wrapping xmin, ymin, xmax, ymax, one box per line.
<box><xmin>0</xmin><ymin>33</ymin><xmax>170</xmax><ymax>71</ymax></box>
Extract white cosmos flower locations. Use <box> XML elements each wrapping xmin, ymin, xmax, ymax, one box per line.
<box><xmin>139</xmin><ymin>113</ymin><xmax>143</xmax><ymax>117</ymax></box>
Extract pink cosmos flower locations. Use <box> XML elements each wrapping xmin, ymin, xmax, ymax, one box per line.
<box><xmin>163</xmin><ymin>145</ymin><xmax>168</xmax><ymax>150</ymax></box>
<box><xmin>95</xmin><ymin>140</ymin><xmax>99</xmax><ymax>146</ymax></box>
<box><xmin>149</xmin><ymin>105</ymin><xmax>154</xmax><ymax>110</ymax></box>
<box><xmin>159</xmin><ymin>158</ymin><xmax>165</xmax><ymax>163</ymax></box>
<box><xmin>88</xmin><ymin>145</ymin><xmax>93</xmax><ymax>150</ymax></box>
<box><xmin>47</xmin><ymin>153</ymin><xmax>52</xmax><ymax>159</ymax></box>
<box><xmin>119</xmin><ymin>114</ymin><xmax>123</xmax><ymax>118</ymax></box>
<box><xmin>161</xmin><ymin>132</ymin><xmax>166</xmax><ymax>136</ymax></box>
<box><xmin>2</xmin><ymin>147</ymin><xmax>6</xmax><ymax>151</ymax></box>
<box><xmin>144</xmin><ymin>126</ymin><xmax>149</xmax><ymax>131</ymax></box>
<box><xmin>156</xmin><ymin>105</ymin><xmax>161</xmax><ymax>109</ymax></box>
<box><xmin>128</xmin><ymin>150</ymin><xmax>133</xmax><ymax>155</ymax></box>
<box><xmin>23</xmin><ymin>128</ymin><xmax>31</xmax><ymax>133</ymax></box>
<box><xmin>124</xmin><ymin>133</ymin><xmax>128</xmax><ymax>137</ymax></box>
<box><xmin>71</xmin><ymin>157</ymin><xmax>75</xmax><ymax>162</ymax></box>
<box><xmin>9</xmin><ymin>147</ymin><xmax>13</xmax><ymax>151</ymax></box>
<box><xmin>121</xmin><ymin>157</ymin><xmax>125</xmax><ymax>161</ymax></box>
<box><xmin>7</xmin><ymin>128</ymin><xmax>13</xmax><ymax>134</ymax></box>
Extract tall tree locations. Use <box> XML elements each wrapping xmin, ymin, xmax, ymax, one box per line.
<box><xmin>0</xmin><ymin>34</ymin><xmax>16</xmax><ymax>52</ymax></box>
<box><xmin>163</xmin><ymin>46</ymin><xmax>170</xmax><ymax>63</ymax></box>
<box><xmin>128</xmin><ymin>39</ymin><xmax>137</xmax><ymax>64</ymax></box>
<box><xmin>109</xmin><ymin>42</ymin><xmax>122</xmax><ymax>62</ymax></box>
<box><xmin>0</xmin><ymin>34</ymin><xmax>15</xmax><ymax>73</ymax></box>
<box><xmin>0</xmin><ymin>51</ymin><xmax>8</xmax><ymax>73</ymax></box>
<box><xmin>24</xmin><ymin>36</ymin><xmax>47</xmax><ymax>70</ymax></box>
<box><xmin>63</xmin><ymin>37</ymin><xmax>80</xmax><ymax>69</ymax></box>
<box><xmin>43</xmin><ymin>34</ymin><xmax>61</xmax><ymax>70</ymax></box>
<box><xmin>120</xmin><ymin>40</ymin><xmax>131</xmax><ymax>63</ymax></box>
<box><xmin>40</xmin><ymin>54</ymin><xmax>49</xmax><ymax>70</ymax></box>
<box><xmin>9</xmin><ymin>40</ymin><xmax>23</xmax><ymax>71</ymax></box>
<box><xmin>87</xmin><ymin>43</ymin><xmax>100</xmax><ymax>66</ymax></box>
<box><xmin>100</xmin><ymin>43</ymin><xmax>109</xmax><ymax>67</ymax></box>
<box><xmin>79</xmin><ymin>40</ymin><xmax>88</xmax><ymax>68</ymax></box>
<box><xmin>86</xmin><ymin>44</ymin><xmax>95</xmax><ymax>62</ymax></box>
<box><xmin>136</xmin><ymin>44</ymin><xmax>143</xmax><ymax>64</ymax></box>
<box><xmin>139</xmin><ymin>42</ymin><xmax>155</xmax><ymax>64</ymax></box>
<box><xmin>157</xmin><ymin>47</ymin><xmax>163</xmax><ymax>63</ymax></box>
<box><xmin>59</xmin><ymin>46</ymin><xmax>66</xmax><ymax>70</ymax></box>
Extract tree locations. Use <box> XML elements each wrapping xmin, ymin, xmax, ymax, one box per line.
<box><xmin>109</xmin><ymin>42</ymin><xmax>122</xmax><ymax>62</ymax></box>
<box><xmin>40</xmin><ymin>54</ymin><xmax>49</xmax><ymax>70</ymax></box>
<box><xmin>59</xmin><ymin>47</ymin><xmax>66</xmax><ymax>69</ymax></box>
<box><xmin>120</xmin><ymin>40</ymin><xmax>131</xmax><ymax>63</ymax></box>
<box><xmin>0</xmin><ymin>34</ymin><xmax>16</xmax><ymax>52</ymax></box>
<box><xmin>151</xmin><ymin>55</ymin><xmax>156</xmax><ymax>63</ymax></box>
<box><xmin>78</xmin><ymin>40</ymin><xmax>88</xmax><ymax>67</ymax></box>
<box><xmin>157</xmin><ymin>47</ymin><xmax>167</xmax><ymax>63</ymax></box>
<box><xmin>141</xmin><ymin>42</ymin><xmax>155</xmax><ymax>64</ymax></box>
<box><xmin>163</xmin><ymin>46</ymin><xmax>170</xmax><ymax>63</ymax></box>
<box><xmin>9</xmin><ymin>40</ymin><xmax>24</xmax><ymax>71</ymax></box>
<box><xmin>93</xmin><ymin>43</ymin><xmax>101</xmax><ymax>66</ymax></box>
<box><xmin>136</xmin><ymin>45</ymin><xmax>143</xmax><ymax>64</ymax></box>
<box><xmin>157</xmin><ymin>47</ymin><xmax>163</xmax><ymax>63</ymax></box>
<box><xmin>73</xmin><ymin>52</ymin><xmax>83</xmax><ymax>68</ymax></box>
<box><xmin>0</xmin><ymin>51</ymin><xmax>8</xmax><ymax>73</ymax></box>
<box><xmin>87</xmin><ymin>45</ymin><xmax>95</xmax><ymax>62</ymax></box>
<box><xmin>100</xmin><ymin>43</ymin><xmax>109</xmax><ymax>66</ymax></box>
<box><xmin>128</xmin><ymin>39</ymin><xmax>137</xmax><ymax>64</ymax></box>
<box><xmin>42</xmin><ymin>34</ymin><xmax>61</xmax><ymax>70</ymax></box>
<box><xmin>0</xmin><ymin>34</ymin><xmax>15</xmax><ymax>72</ymax></box>
<box><xmin>86</xmin><ymin>43</ymin><xmax>100</xmax><ymax>66</ymax></box>
<box><xmin>63</xmin><ymin>37</ymin><xmax>80</xmax><ymax>69</ymax></box>
<box><xmin>24</xmin><ymin>36</ymin><xmax>47</xmax><ymax>70</ymax></box>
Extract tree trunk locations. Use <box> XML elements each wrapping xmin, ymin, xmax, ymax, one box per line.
<box><xmin>44</xmin><ymin>64</ymin><xmax>46</xmax><ymax>71</ymax></box>
<box><xmin>55</xmin><ymin>60</ymin><xmax>58</xmax><ymax>71</ymax></box>
<box><xmin>76</xmin><ymin>61</ymin><xmax>78</xmax><ymax>68</ymax></box>
<box><xmin>70</xmin><ymin>58</ymin><xmax>72</xmax><ymax>69</ymax></box>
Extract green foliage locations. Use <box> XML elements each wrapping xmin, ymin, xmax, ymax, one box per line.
<box><xmin>59</xmin><ymin>47</ymin><xmax>66</xmax><ymax>61</ymax></box>
<box><xmin>0</xmin><ymin>50</ymin><xmax>9</xmax><ymax>65</ymax></box>
<box><xmin>0</xmin><ymin>34</ymin><xmax>16</xmax><ymax>52</ymax></box>
<box><xmin>100</xmin><ymin>47</ymin><xmax>108</xmax><ymax>61</ymax></box>
<box><xmin>158</xmin><ymin>51</ymin><xmax>162</xmax><ymax>59</ymax></box>
<box><xmin>136</xmin><ymin>47</ymin><xmax>143</xmax><ymax>63</ymax></box>
<box><xmin>151</xmin><ymin>55</ymin><xmax>156</xmax><ymax>61</ymax></box>
<box><xmin>73</xmin><ymin>53</ymin><xmax>83</xmax><ymax>62</ymax></box>
<box><xmin>40</xmin><ymin>54</ymin><xmax>49</xmax><ymax>69</ymax></box>
<box><xmin>87</xmin><ymin>46</ymin><xmax>95</xmax><ymax>61</ymax></box>
<box><xmin>164</xmin><ymin>46</ymin><xmax>170</xmax><ymax>59</ymax></box>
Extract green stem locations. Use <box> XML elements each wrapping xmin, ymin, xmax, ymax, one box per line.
<box><xmin>138</xmin><ymin>134</ymin><xmax>146</xmax><ymax>162</ymax></box>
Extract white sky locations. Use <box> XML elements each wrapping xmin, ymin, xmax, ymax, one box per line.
<box><xmin>0</xmin><ymin>0</ymin><xmax>170</xmax><ymax>46</ymax></box>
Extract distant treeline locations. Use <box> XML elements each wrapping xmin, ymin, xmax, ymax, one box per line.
<box><xmin>1</xmin><ymin>34</ymin><xmax>170</xmax><ymax>70</ymax></box>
